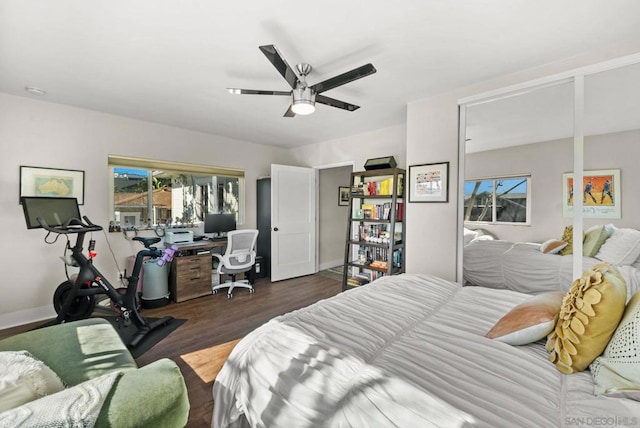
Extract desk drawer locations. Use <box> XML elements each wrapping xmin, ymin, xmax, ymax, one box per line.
<box><xmin>170</xmin><ymin>254</ymin><xmax>212</xmax><ymax>302</ymax></box>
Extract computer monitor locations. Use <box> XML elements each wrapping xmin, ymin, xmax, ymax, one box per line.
<box><xmin>204</xmin><ymin>213</ymin><xmax>236</xmax><ymax>237</ymax></box>
<box><xmin>21</xmin><ymin>196</ymin><xmax>81</xmax><ymax>229</ymax></box>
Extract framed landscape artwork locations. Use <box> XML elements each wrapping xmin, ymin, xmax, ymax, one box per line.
<box><xmin>20</xmin><ymin>166</ymin><xmax>85</xmax><ymax>204</ymax></box>
<box><xmin>562</xmin><ymin>169</ymin><xmax>620</xmax><ymax>218</ymax></box>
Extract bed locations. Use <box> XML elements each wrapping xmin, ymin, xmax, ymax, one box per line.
<box><xmin>463</xmin><ymin>239</ymin><xmax>640</xmax><ymax>296</ymax></box>
<box><xmin>212</xmin><ymin>273</ymin><xmax>639</xmax><ymax>427</ymax></box>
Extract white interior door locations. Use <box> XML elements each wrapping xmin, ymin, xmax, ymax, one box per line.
<box><xmin>270</xmin><ymin>164</ymin><xmax>316</xmax><ymax>281</ymax></box>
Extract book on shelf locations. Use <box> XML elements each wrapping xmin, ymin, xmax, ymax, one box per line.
<box><xmin>363</xmin><ymin>177</ymin><xmax>395</xmax><ymax>196</ymax></box>
<box><xmin>369</xmin><ymin>260</ymin><xmax>388</xmax><ymax>269</ymax></box>
<box><xmin>362</xmin><ymin>203</ymin><xmax>374</xmax><ymax>219</ymax></box>
<box><xmin>397</xmin><ymin>176</ymin><xmax>404</xmax><ymax>197</ymax></box>
<box><xmin>351</xmin><ymin>184</ymin><xmax>364</xmax><ymax>195</ymax></box>
<box><xmin>379</xmin><ymin>177</ymin><xmax>393</xmax><ymax>195</ymax></box>
<box><xmin>347</xmin><ymin>275</ymin><xmax>370</xmax><ymax>287</ymax></box>
<box><xmin>357</xmin><ymin>271</ymin><xmax>371</xmax><ymax>280</ymax></box>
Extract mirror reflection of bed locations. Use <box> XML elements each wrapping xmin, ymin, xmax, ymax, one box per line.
<box><xmin>461</xmin><ymin>61</ymin><xmax>640</xmax><ymax>295</ymax></box>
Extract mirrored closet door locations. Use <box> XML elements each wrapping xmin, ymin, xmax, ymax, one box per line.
<box><xmin>458</xmin><ymin>54</ymin><xmax>640</xmax><ymax>288</ymax></box>
<box><xmin>460</xmin><ymin>81</ymin><xmax>574</xmax><ymax>290</ymax></box>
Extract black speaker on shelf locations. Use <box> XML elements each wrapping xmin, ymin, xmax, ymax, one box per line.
<box><xmin>364</xmin><ymin>156</ymin><xmax>397</xmax><ymax>170</ymax></box>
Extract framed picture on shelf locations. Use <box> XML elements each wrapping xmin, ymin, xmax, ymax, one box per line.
<box><xmin>338</xmin><ymin>186</ymin><xmax>350</xmax><ymax>206</ymax></box>
<box><xmin>19</xmin><ymin>165</ymin><xmax>85</xmax><ymax>204</ymax></box>
<box><xmin>562</xmin><ymin>169</ymin><xmax>620</xmax><ymax>218</ymax></box>
<box><xmin>408</xmin><ymin>162</ymin><xmax>449</xmax><ymax>203</ymax></box>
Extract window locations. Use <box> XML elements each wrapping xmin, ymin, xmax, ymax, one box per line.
<box><xmin>109</xmin><ymin>155</ymin><xmax>244</xmax><ymax>229</ymax></box>
<box><xmin>464</xmin><ymin>176</ymin><xmax>530</xmax><ymax>224</ymax></box>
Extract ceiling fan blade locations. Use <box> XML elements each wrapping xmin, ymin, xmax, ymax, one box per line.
<box><xmin>283</xmin><ymin>105</ymin><xmax>296</xmax><ymax>117</ymax></box>
<box><xmin>311</xmin><ymin>63</ymin><xmax>376</xmax><ymax>94</ymax></box>
<box><xmin>227</xmin><ymin>88</ymin><xmax>291</xmax><ymax>96</ymax></box>
<box><xmin>316</xmin><ymin>94</ymin><xmax>360</xmax><ymax>111</ymax></box>
<box><xmin>259</xmin><ymin>45</ymin><xmax>299</xmax><ymax>89</ymax></box>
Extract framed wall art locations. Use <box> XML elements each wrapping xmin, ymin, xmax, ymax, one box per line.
<box><xmin>562</xmin><ymin>169</ymin><xmax>620</xmax><ymax>218</ymax></box>
<box><xmin>408</xmin><ymin>162</ymin><xmax>449</xmax><ymax>203</ymax></box>
<box><xmin>338</xmin><ymin>186</ymin><xmax>350</xmax><ymax>206</ymax></box>
<box><xmin>19</xmin><ymin>165</ymin><xmax>85</xmax><ymax>204</ymax></box>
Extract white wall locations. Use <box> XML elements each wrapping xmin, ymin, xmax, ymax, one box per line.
<box><xmin>465</xmin><ymin>130</ymin><xmax>640</xmax><ymax>243</ymax></box>
<box><xmin>0</xmin><ymin>93</ymin><xmax>293</xmax><ymax>328</ymax></box>
<box><xmin>289</xmin><ymin>124</ymin><xmax>407</xmax><ymax>171</ymax></box>
<box><xmin>405</xmin><ymin>40</ymin><xmax>640</xmax><ymax>282</ymax></box>
<box><xmin>406</xmin><ymin>92</ymin><xmax>460</xmax><ymax>280</ymax></box>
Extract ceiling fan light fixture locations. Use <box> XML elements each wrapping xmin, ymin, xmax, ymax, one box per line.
<box><xmin>292</xmin><ymin>99</ymin><xmax>315</xmax><ymax>115</ymax></box>
<box><xmin>292</xmin><ymin>87</ymin><xmax>316</xmax><ymax>115</ymax></box>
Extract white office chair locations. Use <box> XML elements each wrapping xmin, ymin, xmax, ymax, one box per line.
<box><xmin>212</xmin><ymin>229</ymin><xmax>259</xmax><ymax>298</ymax></box>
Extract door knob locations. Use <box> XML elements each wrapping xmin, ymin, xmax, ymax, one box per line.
<box><xmin>273</xmin><ymin>227</ymin><xmax>279</xmax><ymax>231</ymax></box>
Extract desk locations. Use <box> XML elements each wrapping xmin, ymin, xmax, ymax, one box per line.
<box><xmin>166</xmin><ymin>239</ymin><xmax>226</xmax><ymax>302</ymax></box>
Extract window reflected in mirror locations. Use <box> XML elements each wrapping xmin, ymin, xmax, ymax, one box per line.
<box><xmin>464</xmin><ymin>176</ymin><xmax>529</xmax><ymax>224</ymax></box>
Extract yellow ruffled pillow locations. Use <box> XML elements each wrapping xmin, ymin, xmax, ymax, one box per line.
<box><xmin>559</xmin><ymin>226</ymin><xmax>574</xmax><ymax>255</ymax></box>
<box><xmin>546</xmin><ymin>263</ymin><xmax>627</xmax><ymax>374</ymax></box>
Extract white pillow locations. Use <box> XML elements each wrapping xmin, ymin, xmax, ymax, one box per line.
<box><xmin>590</xmin><ymin>289</ymin><xmax>640</xmax><ymax>397</ymax></box>
<box><xmin>0</xmin><ymin>351</ymin><xmax>65</xmax><ymax>412</ymax></box>
<box><xmin>463</xmin><ymin>228</ymin><xmax>479</xmax><ymax>245</ymax></box>
<box><xmin>595</xmin><ymin>228</ymin><xmax>640</xmax><ymax>265</ymax></box>
<box><xmin>540</xmin><ymin>239</ymin><xmax>567</xmax><ymax>254</ymax></box>
<box><xmin>470</xmin><ymin>234</ymin><xmax>494</xmax><ymax>243</ymax></box>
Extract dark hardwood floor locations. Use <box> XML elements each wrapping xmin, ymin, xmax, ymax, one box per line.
<box><xmin>0</xmin><ymin>273</ymin><xmax>343</xmax><ymax>428</ymax></box>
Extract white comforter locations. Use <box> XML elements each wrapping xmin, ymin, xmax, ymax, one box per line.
<box><xmin>212</xmin><ymin>274</ymin><xmax>639</xmax><ymax>428</ymax></box>
<box><xmin>464</xmin><ymin>239</ymin><xmax>640</xmax><ymax>296</ymax></box>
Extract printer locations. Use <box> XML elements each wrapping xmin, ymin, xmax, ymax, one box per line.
<box><xmin>165</xmin><ymin>229</ymin><xmax>194</xmax><ymax>244</ymax></box>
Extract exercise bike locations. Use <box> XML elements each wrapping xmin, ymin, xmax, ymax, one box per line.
<box><xmin>21</xmin><ymin>197</ymin><xmax>177</xmax><ymax>348</ymax></box>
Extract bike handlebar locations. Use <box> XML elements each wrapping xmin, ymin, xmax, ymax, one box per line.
<box><xmin>37</xmin><ymin>215</ymin><xmax>103</xmax><ymax>234</ymax></box>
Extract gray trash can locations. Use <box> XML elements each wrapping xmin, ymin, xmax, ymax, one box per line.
<box><xmin>141</xmin><ymin>260</ymin><xmax>170</xmax><ymax>308</ymax></box>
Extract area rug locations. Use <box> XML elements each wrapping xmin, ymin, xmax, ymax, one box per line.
<box><xmin>104</xmin><ymin>316</ymin><xmax>186</xmax><ymax>359</ymax></box>
<box><xmin>30</xmin><ymin>315</ymin><xmax>184</xmax><ymax>358</ymax></box>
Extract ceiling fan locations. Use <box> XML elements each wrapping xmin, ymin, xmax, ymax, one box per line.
<box><xmin>227</xmin><ymin>45</ymin><xmax>377</xmax><ymax>117</ymax></box>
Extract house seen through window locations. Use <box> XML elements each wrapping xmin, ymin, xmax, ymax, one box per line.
<box><xmin>464</xmin><ymin>176</ymin><xmax>530</xmax><ymax>224</ymax></box>
<box><xmin>109</xmin><ymin>156</ymin><xmax>244</xmax><ymax>229</ymax></box>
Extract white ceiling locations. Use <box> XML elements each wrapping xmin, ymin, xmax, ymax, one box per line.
<box><xmin>2</xmin><ymin>0</ymin><xmax>640</xmax><ymax>149</ymax></box>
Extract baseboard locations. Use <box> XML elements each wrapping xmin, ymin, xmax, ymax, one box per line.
<box><xmin>319</xmin><ymin>260</ymin><xmax>343</xmax><ymax>271</ymax></box>
<box><xmin>0</xmin><ymin>305</ymin><xmax>56</xmax><ymax>330</ymax></box>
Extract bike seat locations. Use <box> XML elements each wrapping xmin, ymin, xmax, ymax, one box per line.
<box><xmin>133</xmin><ymin>236</ymin><xmax>162</xmax><ymax>248</ymax></box>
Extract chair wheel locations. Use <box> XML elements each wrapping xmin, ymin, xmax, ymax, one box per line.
<box><xmin>227</xmin><ymin>293</ymin><xmax>232</xmax><ymax>299</ymax></box>
<box><xmin>250</xmin><ymin>289</ymin><xmax>255</xmax><ymax>294</ymax></box>
<box><xmin>212</xmin><ymin>290</ymin><xmax>218</xmax><ymax>294</ymax></box>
